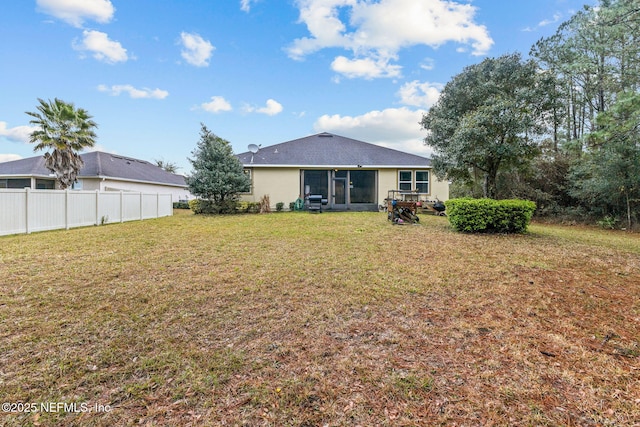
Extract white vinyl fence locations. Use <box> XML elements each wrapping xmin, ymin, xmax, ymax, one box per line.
<box><xmin>0</xmin><ymin>189</ymin><xmax>173</xmax><ymax>236</ymax></box>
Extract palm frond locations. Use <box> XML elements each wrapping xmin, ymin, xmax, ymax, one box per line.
<box><xmin>25</xmin><ymin>98</ymin><xmax>97</xmax><ymax>189</ymax></box>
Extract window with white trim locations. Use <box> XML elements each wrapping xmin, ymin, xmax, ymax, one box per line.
<box><xmin>243</xmin><ymin>169</ymin><xmax>252</xmax><ymax>194</ymax></box>
<box><xmin>415</xmin><ymin>170</ymin><xmax>429</xmax><ymax>194</ymax></box>
<box><xmin>71</xmin><ymin>179</ymin><xmax>83</xmax><ymax>190</ymax></box>
<box><xmin>398</xmin><ymin>170</ymin><xmax>412</xmax><ymax>191</ymax></box>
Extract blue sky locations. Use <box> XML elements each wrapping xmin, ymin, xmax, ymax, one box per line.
<box><xmin>0</xmin><ymin>0</ymin><xmax>595</xmax><ymax>173</ymax></box>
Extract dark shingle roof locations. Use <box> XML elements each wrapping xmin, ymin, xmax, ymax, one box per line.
<box><xmin>237</xmin><ymin>132</ymin><xmax>431</xmax><ymax>167</ymax></box>
<box><xmin>0</xmin><ymin>155</ymin><xmax>49</xmax><ymax>176</ymax></box>
<box><xmin>0</xmin><ymin>151</ymin><xmax>186</xmax><ymax>187</ymax></box>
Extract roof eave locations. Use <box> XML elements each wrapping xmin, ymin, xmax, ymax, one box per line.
<box><xmin>0</xmin><ymin>173</ymin><xmax>56</xmax><ymax>179</ymax></box>
<box><xmin>80</xmin><ymin>175</ymin><xmax>188</xmax><ymax>188</ymax></box>
<box><xmin>241</xmin><ymin>164</ymin><xmax>431</xmax><ymax>169</ymax></box>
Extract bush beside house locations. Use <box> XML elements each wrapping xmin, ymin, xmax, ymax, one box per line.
<box><xmin>445</xmin><ymin>198</ymin><xmax>536</xmax><ymax>233</ymax></box>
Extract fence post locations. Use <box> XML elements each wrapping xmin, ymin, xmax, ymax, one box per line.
<box><xmin>96</xmin><ymin>190</ymin><xmax>100</xmax><ymax>226</ymax></box>
<box><xmin>25</xmin><ymin>188</ymin><xmax>30</xmax><ymax>234</ymax></box>
<box><xmin>65</xmin><ymin>189</ymin><xmax>70</xmax><ymax>230</ymax></box>
<box><xmin>120</xmin><ymin>191</ymin><xmax>124</xmax><ymax>223</ymax></box>
<box><xmin>140</xmin><ymin>192</ymin><xmax>144</xmax><ymax>220</ymax></box>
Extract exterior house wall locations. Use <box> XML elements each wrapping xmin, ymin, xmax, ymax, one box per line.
<box><xmin>430</xmin><ymin>175</ymin><xmax>449</xmax><ymax>202</ymax></box>
<box><xmin>378</xmin><ymin>169</ymin><xmax>399</xmax><ymax>204</ymax></box>
<box><xmin>240</xmin><ymin>168</ymin><xmax>300</xmax><ymax>207</ymax></box>
<box><xmin>77</xmin><ymin>178</ymin><xmax>191</xmax><ymax>202</ymax></box>
<box><xmin>378</xmin><ymin>169</ymin><xmax>449</xmax><ymax>204</ymax></box>
<box><xmin>242</xmin><ymin>167</ymin><xmax>449</xmax><ymax>210</ymax></box>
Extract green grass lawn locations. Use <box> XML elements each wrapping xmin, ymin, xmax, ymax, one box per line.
<box><xmin>1</xmin><ymin>210</ymin><xmax>639</xmax><ymax>426</ymax></box>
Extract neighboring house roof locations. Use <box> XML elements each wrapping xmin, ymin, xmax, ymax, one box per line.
<box><xmin>0</xmin><ymin>151</ymin><xmax>187</xmax><ymax>187</ymax></box>
<box><xmin>237</xmin><ymin>132</ymin><xmax>432</xmax><ymax>168</ymax></box>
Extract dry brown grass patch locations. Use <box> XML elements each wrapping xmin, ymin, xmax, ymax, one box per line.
<box><xmin>0</xmin><ymin>210</ymin><xmax>638</xmax><ymax>426</ymax></box>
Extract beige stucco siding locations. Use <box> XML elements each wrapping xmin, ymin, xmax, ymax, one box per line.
<box><xmin>430</xmin><ymin>175</ymin><xmax>449</xmax><ymax>201</ymax></box>
<box><xmin>240</xmin><ymin>168</ymin><xmax>300</xmax><ymax>207</ymax></box>
<box><xmin>378</xmin><ymin>169</ymin><xmax>398</xmax><ymax>204</ymax></box>
<box><xmin>379</xmin><ymin>169</ymin><xmax>449</xmax><ymax>202</ymax></box>
<box><xmin>242</xmin><ymin>167</ymin><xmax>449</xmax><ymax>210</ymax></box>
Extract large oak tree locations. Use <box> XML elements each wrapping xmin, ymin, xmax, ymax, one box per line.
<box><xmin>421</xmin><ymin>53</ymin><xmax>546</xmax><ymax>199</ymax></box>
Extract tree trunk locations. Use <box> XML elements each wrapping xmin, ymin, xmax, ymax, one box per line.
<box><xmin>626</xmin><ymin>191</ymin><xmax>631</xmax><ymax>231</ymax></box>
<box><xmin>483</xmin><ymin>171</ymin><xmax>497</xmax><ymax>199</ymax></box>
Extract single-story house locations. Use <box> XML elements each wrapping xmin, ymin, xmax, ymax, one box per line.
<box><xmin>0</xmin><ymin>151</ymin><xmax>190</xmax><ymax>202</ymax></box>
<box><xmin>237</xmin><ymin>132</ymin><xmax>449</xmax><ymax>211</ymax></box>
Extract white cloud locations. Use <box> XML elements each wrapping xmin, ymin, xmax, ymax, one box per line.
<box><xmin>0</xmin><ymin>154</ymin><xmax>22</xmax><ymax>163</ymax></box>
<box><xmin>98</xmin><ymin>84</ymin><xmax>169</xmax><ymax>99</ymax></box>
<box><xmin>331</xmin><ymin>55</ymin><xmax>402</xmax><ymax>79</ymax></box>
<box><xmin>74</xmin><ymin>30</ymin><xmax>128</xmax><ymax>63</ymax></box>
<box><xmin>0</xmin><ymin>121</ymin><xmax>37</xmax><ymax>144</ymax></box>
<box><xmin>420</xmin><ymin>57</ymin><xmax>435</xmax><ymax>71</ymax></box>
<box><xmin>523</xmin><ymin>12</ymin><xmax>563</xmax><ymax>32</ymax></box>
<box><xmin>287</xmin><ymin>0</ymin><xmax>493</xmax><ymax>78</ymax></box>
<box><xmin>539</xmin><ymin>13</ymin><xmax>562</xmax><ymax>27</ymax></box>
<box><xmin>313</xmin><ymin>107</ymin><xmax>432</xmax><ymax>156</ymax></box>
<box><xmin>397</xmin><ymin>80</ymin><xmax>443</xmax><ymax>108</ymax></box>
<box><xmin>179</xmin><ymin>32</ymin><xmax>215</xmax><ymax>67</ymax></box>
<box><xmin>36</xmin><ymin>0</ymin><xmax>115</xmax><ymax>27</ymax></box>
<box><xmin>245</xmin><ymin>99</ymin><xmax>283</xmax><ymax>116</ymax></box>
<box><xmin>240</xmin><ymin>0</ymin><xmax>257</xmax><ymax>12</ymax></box>
<box><xmin>201</xmin><ymin>96</ymin><xmax>233</xmax><ymax>113</ymax></box>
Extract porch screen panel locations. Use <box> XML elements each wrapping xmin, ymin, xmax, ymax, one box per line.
<box><xmin>349</xmin><ymin>170</ymin><xmax>376</xmax><ymax>203</ymax></box>
<box><xmin>7</xmin><ymin>179</ymin><xmax>31</xmax><ymax>189</ymax></box>
<box><xmin>36</xmin><ymin>179</ymin><xmax>55</xmax><ymax>189</ymax></box>
<box><xmin>303</xmin><ymin>170</ymin><xmax>328</xmax><ymax>198</ymax></box>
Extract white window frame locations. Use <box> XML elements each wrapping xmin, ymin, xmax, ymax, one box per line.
<box><xmin>71</xmin><ymin>179</ymin><xmax>83</xmax><ymax>190</ymax></box>
<box><xmin>242</xmin><ymin>169</ymin><xmax>253</xmax><ymax>194</ymax></box>
<box><xmin>415</xmin><ymin>170</ymin><xmax>429</xmax><ymax>194</ymax></box>
<box><xmin>398</xmin><ymin>170</ymin><xmax>412</xmax><ymax>191</ymax></box>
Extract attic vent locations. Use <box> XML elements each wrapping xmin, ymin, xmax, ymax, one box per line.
<box><xmin>112</xmin><ymin>155</ymin><xmax>141</xmax><ymax>164</ymax></box>
<box><xmin>318</xmin><ymin>132</ymin><xmax>333</xmax><ymax>137</ymax></box>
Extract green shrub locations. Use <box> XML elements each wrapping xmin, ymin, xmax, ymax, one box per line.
<box><xmin>276</xmin><ymin>202</ymin><xmax>285</xmax><ymax>212</ymax></box>
<box><xmin>189</xmin><ymin>199</ymin><xmax>202</xmax><ymax>214</ymax></box>
<box><xmin>189</xmin><ymin>198</ymin><xmax>240</xmax><ymax>214</ymax></box>
<box><xmin>238</xmin><ymin>201</ymin><xmax>260</xmax><ymax>213</ymax></box>
<box><xmin>173</xmin><ymin>201</ymin><xmax>190</xmax><ymax>209</ymax></box>
<box><xmin>597</xmin><ymin>215</ymin><xmax>619</xmax><ymax>230</ymax></box>
<box><xmin>445</xmin><ymin>198</ymin><xmax>536</xmax><ymax>233</ymax></box>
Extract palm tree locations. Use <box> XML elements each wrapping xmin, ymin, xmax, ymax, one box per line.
<box><xmin>154</xmin><ymin>158</ymin><xmax>180</xmax><ymax>173</ymax></box>
<box><xmin>26</xmin><ymin>98</ymin><xmax>98</xmax><ymax>189</ymax></box>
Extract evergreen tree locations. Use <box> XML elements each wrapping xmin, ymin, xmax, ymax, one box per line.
<box><xmin>569</xmin><ymin>92</ymin><xmax>640</xmax><ymax>229</ymax></box>
<box><xmin>186</xmin><ymin>124</ymin><xmax>250</xmax><ymax>213</ymax></box>
<box><xmin>530</xmin><ymin>1</ymin><xmax>640</xmax><ymax>225</ymax></box>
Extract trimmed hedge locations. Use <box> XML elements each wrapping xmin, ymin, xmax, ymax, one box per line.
<box><xmin>238</xmin><ymin>201</ymin><xmax>260</xmax><ymax>213</ymax></box>
<box><xmin>189</xmin><ymin>199</ymin><xmax>240</xmax><ymax>214</ymax></box>
<box><xmin>445</xmin><ymin>198</ymin><xmax>536</xmax><ymax>233</ymax></box>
